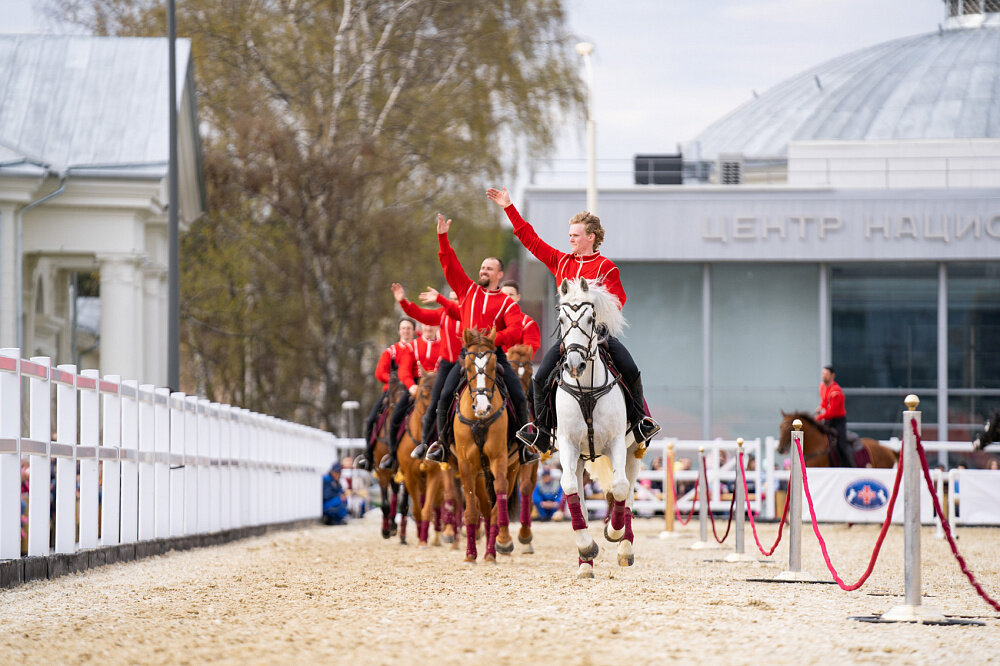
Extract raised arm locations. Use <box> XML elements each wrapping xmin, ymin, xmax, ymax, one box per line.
<box><xmin>395</xmin><ymin>282</ymin><xmax>444</xmax><ymax>326</ymax></box>
<box><xmin>436</xmin><ymin>213</ymin><xmax>473</xmax><ymax>296</ymax></box>
<box><xmin>487</xmin><ymin>187</ymin><xmax>563</xmax><ymax>274</ymax></box>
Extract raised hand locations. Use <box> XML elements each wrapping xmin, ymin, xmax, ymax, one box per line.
<box><xmin>419</xmin><ymin>286</ymin><xmax>440</xmax><ymax>304</ymax></box>
<box><xmin>390</xmin><ymin>282</ymin><xmax>405</xmax><ymax>302</ymax></box>
<box><xmin>486</xmin><ymin>187</ymin><xmax>511</xmax><ymax>208</ymax></box>
<box><xmin>436</xmin><ymin>213</ymin><xmax>452</xmax><ymax>235</ymax></box>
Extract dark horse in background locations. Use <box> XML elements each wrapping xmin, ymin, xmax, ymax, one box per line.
<box><xmin>779</xmin><ymin>411</ymin><xmax>898</xmax><ymax>468</ymax></box>
<box><xmin>973</xmin><ymin>410</ymin><xmax>1000</xmax><ymax>451</ymax></box>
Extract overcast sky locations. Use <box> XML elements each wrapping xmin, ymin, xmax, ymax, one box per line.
<box><xmin>1</xmin><ymin>0</ymin><xmax>948</xmax><ymax>168</ymax></box>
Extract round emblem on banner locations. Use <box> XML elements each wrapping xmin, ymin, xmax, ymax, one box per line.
<box><xmin>844</xmin><ymin>479</ymin><xmax>889</xmax><ymax>510</ymax></box>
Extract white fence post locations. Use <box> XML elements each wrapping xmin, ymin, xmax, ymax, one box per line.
<box><xmin>120</xmin><ymin>380</ymin><xmax>140</xmax><ymax>544</ymax></box>
<box><xmin>138</xmin><ymin>384</ymin><xmax>156</xmax><ymax>541</ymax></box>
<box><xmin>100</xmin><ymin>375</ymin><xmax>122</xmax><ymax>547</ymax></box>
<box><xmin>184</xmin><ymin>395</ymin><xmax>200</xmax><ymax>535</ymax></box>
<box><xmin>0</xmin><ymin>349</ymin><xmax>22</xmax><ymax>559</ymax></box>
<box><xmin>53</xmin><ymin>364</ymin><xmax>78</xmax><ymax>554</ymax></box>
<box><xmin>154</xmin><ymin>387</ymin><xmax>170</xmax><ymax>539</ymax></box>
<box><xmin>207</xmin><ymin>401</ymin><xmax>220</xmax><ymax>533</ymax></box>
<box><xmin>169</xmin><ymin>392</ymin><xmax>186</xmax><ymax>537</ymax></box>
<box><xmin>26</xmin><ymin>356</ymin><xmax>52</xmax><ymax>557</ymax></box>
<box><xmin>219</xmin><ymin>404</ymin><xmax>232</xmax><ymax>531</ymax></box>
<box><xmin>78</xmin><ymin>369</ymin><xmax>101</xmax><ymax>550</ymax></box>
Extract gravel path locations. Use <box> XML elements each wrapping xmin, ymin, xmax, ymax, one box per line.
<box><xmin>1</xmin><ymin>515</ymin><xmax>998</xmax><ymax>664</ymax></box>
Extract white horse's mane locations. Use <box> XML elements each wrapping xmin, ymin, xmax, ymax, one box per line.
<box><xmin>558</xmin><ymin>278</ymin><xmax>627</xmax><ymax>338</ymax></box>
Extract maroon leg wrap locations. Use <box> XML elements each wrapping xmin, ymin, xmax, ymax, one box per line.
<box><xmin>578</xmin><ymin>557</ymin><xmax>594</xmax><ymax>568</ymax></box>
<box><xmin>496</xmin><ymin>493</ymin><xmax>509</xmax><ymax>528</ymax></box>
<box><xmin>382</xmin><ymin>513</ymin><xmax>391</xmax><ymax>533</ymax></box>
<box><xmin>419</xmin><ymin>520</ymin><xmax>429</xmax><ymax>542</ymax></box>
<box><xmin>389</xmin><ymin>494</ymin><xmax>398</xmax><ymax>518</ymax></box>
<box><xmin>433</xmin><ymin>507</ymin><xmax>442</xmax><ymax>532</ymax></box>
<box><xmin>520</xmin><ymin>491</ymin><xmax>532</xmax><ymax>527</ymax></box>
<box><xmin>466</xmin><ymin>523</ymin><xmax>477</xmax><ymax>559</ymax></box>
<box><xmin>566</xmin><ymin>493</ymin><xmax>588</xmax><ymax>531</ymax></box>
<box><xmin>399</xmin><ymin>514</ymin><xmax>407</xmax><ymax>540</ymax></box>
<box><xmin>611</xmin><ymin>498</ymin><xmax>626</xmax><ymax>531</ymax></box>
<box><xmin>486</xmin><ymin>523</ymin><xmax>499</xmax><ymax>556</ymax></box>
<box><xmin>623</xmin><ymin>508</ymin><xmax>634</xmax><ymax>543</ymax></box>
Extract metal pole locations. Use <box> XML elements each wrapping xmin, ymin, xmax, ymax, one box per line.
<box><xmin>726</xmin><ymin>438</ymin><xmax>755</xmax><ymax>562</ymax></box>
<box><xmin>575</xmin><ymin>42</ymin><xmax>597</xmax><ymax>214</ymax></box>
<box><xmin>690</xmin><ymin>446</ymin><xmax>712</xmax><ymax>549</ymax></box>
<box><xmin>659</xmin><ymin>442</ymin><xmax>676</xmax><ymax>539</ymax></box>
<box><xmin>167</xmin><ymin>0</ymin><xmax>180</xmax><ymax>390</ymax></box>
<box><xmin>775</xmin><ymin>420</ymin><xmax>816</xmax><ymax>580</ymax></box>
<box><xmin>882</xmin><ymin>395</ymin><xmax>945</xmax><ymax>622</ymax></box>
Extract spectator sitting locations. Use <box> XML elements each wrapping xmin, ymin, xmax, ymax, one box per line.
<box><xmin>339</xmin><ymin>456</ymin><xmax>368</xmax><ymax>518</ymax></box>
<box><xmin>532</xmin><ymin>467</ymin><xmax>564</xmax><ymax>521</ymax></box>
<box><xmin>321</xmin><ymin>462</ymin><xmax>348</xmax><ymax>525</ymax></box>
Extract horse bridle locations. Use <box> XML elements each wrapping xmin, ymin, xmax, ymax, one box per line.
<box><xmin>559</xmin><ymin>301</ymin><xmax>605</xmax><ymax>363</ymax></box>
<box><xmin>464</xmin><ymin>349</ymin><xmax>500</xmax><ymax>409</ymax></box>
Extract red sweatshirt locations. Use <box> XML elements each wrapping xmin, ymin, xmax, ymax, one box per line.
<box><xmin>504</xmin><ymin>203</ymin><xmax>627</xmax><ymax>308</ymax></box>
<box><xmin>398</xmin><ymin>299</ymin><xmax>462</xmax><ymax>364</ymax></box>
<box><xmin>437</xmin><ymin>233</ymin><xmax>523</xmax><ymax>349</ymax></box>
<box><xmin>411</xmin><ymin>334</ymin><xmax>441</xmax><ymax>373</ymax></box>
<box><xmin>374</xmin><ymin>341</ymin><xmax>417</xmax><ymax>391</ymax></box>
<box><xmin>516</xmin><ymin>314</ymin><xmax>541</xmax><ymax>355</ymax></box>
<box><xmin>818</xmin><ymin>381</ymin><xmax>846</xmax><ymax>420</ymax></box>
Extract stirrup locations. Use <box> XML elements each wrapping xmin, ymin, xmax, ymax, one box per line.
<box><xmin>411</xmin><ymin>441</ymin><xmax>428</xmax><ymax>459</ymax></box>
<box><xmin>633</xmin><ymin>417</ymin><xmax>661</xmax><ymax>444</ymax></box>
<box><xmin>378</xmin><ymin>453</ymin><xmax>397</xmax><ymax>471</ymax></box>
<box><xmin>354</xmin><ymin>454</ymin><xmax>372</xmax><ymax>471</ymax></box>
<box><xmin>425</xmin><ymin>441</ymin><xmax>446</xmax><ymax>463</ymax></box>
<box><xmin>520</xmin><ymin>443</ymin><xmax>540</xmax><ymax>465</ymax></box>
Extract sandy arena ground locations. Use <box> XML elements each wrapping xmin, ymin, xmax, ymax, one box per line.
<box><xmin>0</xmin><ymin>514</ymin><xmax>998</xmax><ymax>664</ymax></box>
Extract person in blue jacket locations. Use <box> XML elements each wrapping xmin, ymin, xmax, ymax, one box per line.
<box><xmin>532</xmin><ymin>467</ymin><xmax>564</xmax><ymax>521</ymax></box>
<box><xmin>322</xmin><ymin>462</ymin><xmax>348</xmax><ymax>525</ymax></box>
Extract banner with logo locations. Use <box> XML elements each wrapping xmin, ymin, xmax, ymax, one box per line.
<box><xmin>955</xmin><ymin>470</ymin><xmax>1000</xmax><ymax>525</ymax></box>
<box><xmin>797</xmin><ymin>468</ymin><xmax>934</xmax><ymax>524</ymax></box>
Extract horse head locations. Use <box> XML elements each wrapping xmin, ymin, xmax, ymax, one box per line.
<box><xmin>973</xmin><ymin>410</ymin><xmax>1000</xmax><ymax>451</ymax></box>
<box><xmin>506</xmin><ymin>343</ymin><xmax>535</xmax><ymax>394</ymax></box>
<box><xmin>462</xmin><ymin>327</ymin><xmax>499</xmax><ymax>418</ymax></box>
<box><xmin>558</xmin><ymin>278</ymin><xmax>626</xmax><ymax>380</ymax></box>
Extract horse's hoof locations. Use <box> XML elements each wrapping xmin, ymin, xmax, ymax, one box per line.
<box><xmin>617</xmin><ymin>541</ymin><xmax>634</xmax><ymax>567</ymax></box>
<box><xmin>442</xmin><ymin>534</ymin><xmax>454</xmax><ymax>544</ymax></box>
<box><xmin>451</xmin><ymin>541</ymin><xmax>460</xmax><ymax>551</ymax></box>
<box><xmin>464</xmin><ymin>556</ymin><xmax>477</xmax><ymax>564</ymax></box>
<box><xmin>417</xmin><ymin>541</ymin><xmax>428</xmax><ymax>548</ymax></box>
<box><xmin>432</xmin><ymin>535</ymin><xmax>441</xmax><ymax>547</ymax></box>
<box><xmin>496</xmin><ymin>538</ymin><xmax>514</xmax><ymax>555</ymax></box>
<box><xmin>399</xmin><ymin>537</ymin><xmax>407</xmax><ymax>545</ymax></box>
<box><xmin>578</xmin><ymin>541</ymin><xmax>599</xmax><ymax>562</ymax></box>
<box><xmin>390</xmin><ymin>526</ymin><xmax>398</xmax><ymax>537</ymax></box>
<box><xmin>484</xmin><ymin>554</ymin><xmax>497</xmax><ymax>564</ymax></box>
<box><xmin>521</xmin><ymin>543</ymin><xmax>534</xmax><ymax>554</ymax></box>
<box><xmin>604</xmin><ymin>522</ymin><xmax>623</xmax><ymax>543</ymax></box>
<box><xmin>517</xmin><ymin>530</ymin><xmax>532</xmax><ymax>545</ymax></box>
<box><xmin>381</xmin><ymin>529</ymin><xmax>391</xmax><ymax>539</ymax></box>
<box><xmin>576</xmin><ymin>564</ymin><xmax>594</xmax><ymax>579</ymax></box>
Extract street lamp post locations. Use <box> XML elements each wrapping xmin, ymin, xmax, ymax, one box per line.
<box><xmin>576</xmin><ymin>41</ymin><xmax>597</xmax><ymax>214</ymax></box>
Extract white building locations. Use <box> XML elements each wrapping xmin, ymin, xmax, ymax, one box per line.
<box><xmin>0</xmin><ymin>35</ymin><xmax>205</xmax><ymax>386</ymax></box>
<box><xmin>520</xmin><ymin>3</ymin><xmax>1000</xmax><ymax>444</ymax></box>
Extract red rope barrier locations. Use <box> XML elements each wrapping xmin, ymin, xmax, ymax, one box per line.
<box><xmin>670</xmin><ymin>475</ymin><xmax>700</xmax><ymax>525</ymax></box>
<box><xmin>911</xmin><ymin>419</ymin><xmax>1000</xmax><ymax>612</ymax></box>
<box><xmin>738</xmin><ymin>451</ymin><xmax>790</xmax><ymax>556</ymax></box>
<box><xmin>793</xmin><ymin>434</ymin><xmax>903</xmax><ymax>591</ymax></box>
<box><xmin>702</xmin><ymin>453</ymin><xmax>737</xmax><ymax>543</ymax></box>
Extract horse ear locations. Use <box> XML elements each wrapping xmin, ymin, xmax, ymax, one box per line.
<box><xmin>781</xmin><ymin>410</ymin><xmax>787</xmax><ymax>417</ymax></box>
<box><xmin>580</xmin><ymin>277</ymin><xmax>589</xmax><ymax>292</ymax></box>
<box><xmin>488</xmin><ymin>327</ymin><xmax>497</xmax><ymax>344</ymax></box>
<box><xmin>560</xmin><ymin>279</ymin><xmax>569</xmax><ymax>295</ymax></box>
<box><xmin>463</xmin><ymin>329</ymin><xmax>474</xmax><ymax>347</ymax></box>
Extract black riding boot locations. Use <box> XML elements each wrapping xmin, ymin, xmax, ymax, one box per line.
<box><xmin>627</xmin><ymin>373</ymin><xmax>660</xmax><ymax>444</ymax></box>
<box><xmin>517</xmin><ymin>378</ymin><xmax>554</xmax><ymax>453</ymax></box>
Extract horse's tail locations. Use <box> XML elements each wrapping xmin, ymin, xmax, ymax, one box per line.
<box><xmin>585</xmin><ymin>455</ymin><xmax>614</xmax><ymax>498</ymax></box>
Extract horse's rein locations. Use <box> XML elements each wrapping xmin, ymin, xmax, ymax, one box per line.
<box><xmin>463</xmin><ymin>349</ymin><xmax>502</xmax><ymax>418</ymax></box>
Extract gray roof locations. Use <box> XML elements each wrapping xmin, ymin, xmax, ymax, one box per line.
<box><xmin>688</xmin><ymin>24</ymin><xmax>1000</xmax><ymax>161</ymax></box>
<box><xmin>0</xmin><ymin>35</ymin><xmax>192</xmax><ymax>175</ymax></box>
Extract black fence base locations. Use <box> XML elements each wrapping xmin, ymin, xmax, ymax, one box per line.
<box><xmin>0</xmin><ymin>518</ymin><xmax>319</xmax><ymax>590</ymax></box>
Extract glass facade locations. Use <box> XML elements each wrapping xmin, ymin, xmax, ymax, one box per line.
<box><xmin>948</xmin><ymin>263</ymin><xmax>1000</xmax><ymax>435</ymax></box>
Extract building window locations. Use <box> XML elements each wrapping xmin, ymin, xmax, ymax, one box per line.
<box><xmin>831</xmin><ymin>263</ymin><xmax>937</xmax><ymax>436</ymax></box>
<box><xmin>948</xmin><ymin>263</ymin><xmax>1000</xmax><ymax>434</ymax></box>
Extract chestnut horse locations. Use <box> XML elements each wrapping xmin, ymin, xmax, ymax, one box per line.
<box><xmin>373</xmin><ymin>379</ymin><xmax>408</xmax><ymax>540</ymax></box>
<box><xmin>395</xmin><ymin>370</ymin><xmax>441</xmax><ymax>546</ymax></box>
<box><xmin>778</xmin><ymin>411</ymin><xmax>898</xmax><ymax>468</ymax></box>
<box><xmin>454</xmin><ymin>329</ymin><xmax>519</xmax><ymax>563</ymax></box>
<box><xmin>507</xmin><ymin>343</ymin><xmax>540</xmax><ymax>554</ymax></box>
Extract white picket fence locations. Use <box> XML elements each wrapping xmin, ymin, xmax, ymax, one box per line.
<box><xmin>0</xmin><ymin>349</ymin><xmax>340</xmax><ymax>560</ymax></box>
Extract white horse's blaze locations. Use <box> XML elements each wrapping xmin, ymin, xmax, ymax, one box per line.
<box><xmin>474</xmin><ymin>394</ymin><xmax>490</xmax><ymax>415</ymax></box>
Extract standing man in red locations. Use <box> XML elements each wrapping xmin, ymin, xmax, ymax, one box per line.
<box><xmin>424</xmin><ymin>212</ymin><xmax>538</xmax><ymax>465</ymax></box>
<box><xmin>486</xmin><ymin>186</ymin><xmax>661</xmax><ymax>454</ymax></box>
<box><xmin>355</xmin><ymin>318</ymin><xmax>419</xmax><ymax>471</ymax></box>
<box><xmin>380</xmin><ymin>320</ymin><xmax>441</xmax><ymax>471</ymax></box>
<box><xmin>815</xmin><ymin>365</ymin><xmax>855</xmax><ymax>467</ymax></box>
<box><xmin>392</xmin><ymin>282</ymin><xmax>461</xmax><ymax>460</ymax></box>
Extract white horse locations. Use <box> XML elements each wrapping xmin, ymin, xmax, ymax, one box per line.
<box><xmin>554</xmin><ymin>278</ymin><xmax>642</xmax><ymax>578</ymax></box>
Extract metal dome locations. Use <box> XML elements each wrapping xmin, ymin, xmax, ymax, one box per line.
<box><xmin>688</xmin><ymin>21</ymin><xmax>1000</xmax><ymax>160</ymax></box>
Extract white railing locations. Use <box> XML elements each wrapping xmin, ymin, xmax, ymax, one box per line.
<box><xmin>0</xmin><ymin>348</ymin><xmax>341</xmax><ymax>560</ymax></box>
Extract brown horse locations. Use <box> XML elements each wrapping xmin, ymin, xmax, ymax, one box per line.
<box><xmin>373</xmin><ymin>378</ymin><xmax>408</xmax><ymax>540</ymax></box>
<box><xmin>396</xmin><ymin>369</ymin><xmax>446</xmax><ymax>547</ymax></box>
<box><xmin>507</xmin><ymin>343</ymin><xmax>540</xmax><ymax>554</ymax></box>
<box><xmin>778</xmin><ymin>411</ymin><xmax>898</xmax><ymax>468</ymax></box>
<box><xmin>454</xmin><ymin>329</ymin><xmax>519</xmax><ymax>563</ymax></box>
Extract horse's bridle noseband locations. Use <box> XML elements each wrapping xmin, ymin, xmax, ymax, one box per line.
<box><xmin>465</xmin><ymin>349</ymin><xmax>499</xmax><ymax>405</ymax></box>
<box><xmin>559</xmin><ymin>301</ymin><xmax>607</xmax><ymax>364</ymax></box>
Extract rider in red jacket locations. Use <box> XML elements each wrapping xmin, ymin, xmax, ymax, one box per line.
<box><xmin>423</xmin><ymin>213</ymin><xmax>538</xmax><ymax>465</ymax></box>
<box><xmin>815</xmin><ymin>365</ymin><xmax>855</xmax><ymax>467</ymax></box>
<box><xmin>357</xmin><ymin>318</ymin><xmax>419</xmax><ymax>471</ymax></box>
<box><xmin>499</xmin><ymin>279</ymin><xmax>542</xmax><ymax>356</ymax></box>
<box><xmin>487</xmin><ymin>187</ymin><xmax>661</xmax><ymax>453</ymax></box>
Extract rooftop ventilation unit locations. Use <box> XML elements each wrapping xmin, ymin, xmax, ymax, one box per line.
<box><xmin>717</xmin><ymin>154</ymin><xmax>744</xmax><ymax>185</ymax></box>
<box><xmin>634</xmin><ymin>154</ymin><xmax>682</xmax><ymax>185</ymax></box>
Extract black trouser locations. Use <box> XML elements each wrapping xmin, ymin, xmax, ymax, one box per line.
<box><xmin>435</xmin><ymin>349</ymin><xmax>528</xmax><ymax>439</ymax></box>
<box><xmin>532</xmin><ymin>336</ymin><xmax>646</xmax><ymax>432</ymax></box>
<box><xmin>826</xmin><ymin>416</ymin><xmax>853</xmax><ymax>467</ymax></box>
<box><xmin>387</xmin><ymin>392</ymin><xmax>414</xmax><ymax>456</ymax></box>
<box><xmin>420</xmin><ymin>360</ymin><xmax>455</xmax><ymax>445</ymax></box>
<box><xmin>362</xmin><ymin>389</ymin><xmax>389</xmax><ymax>462</ymax></box>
